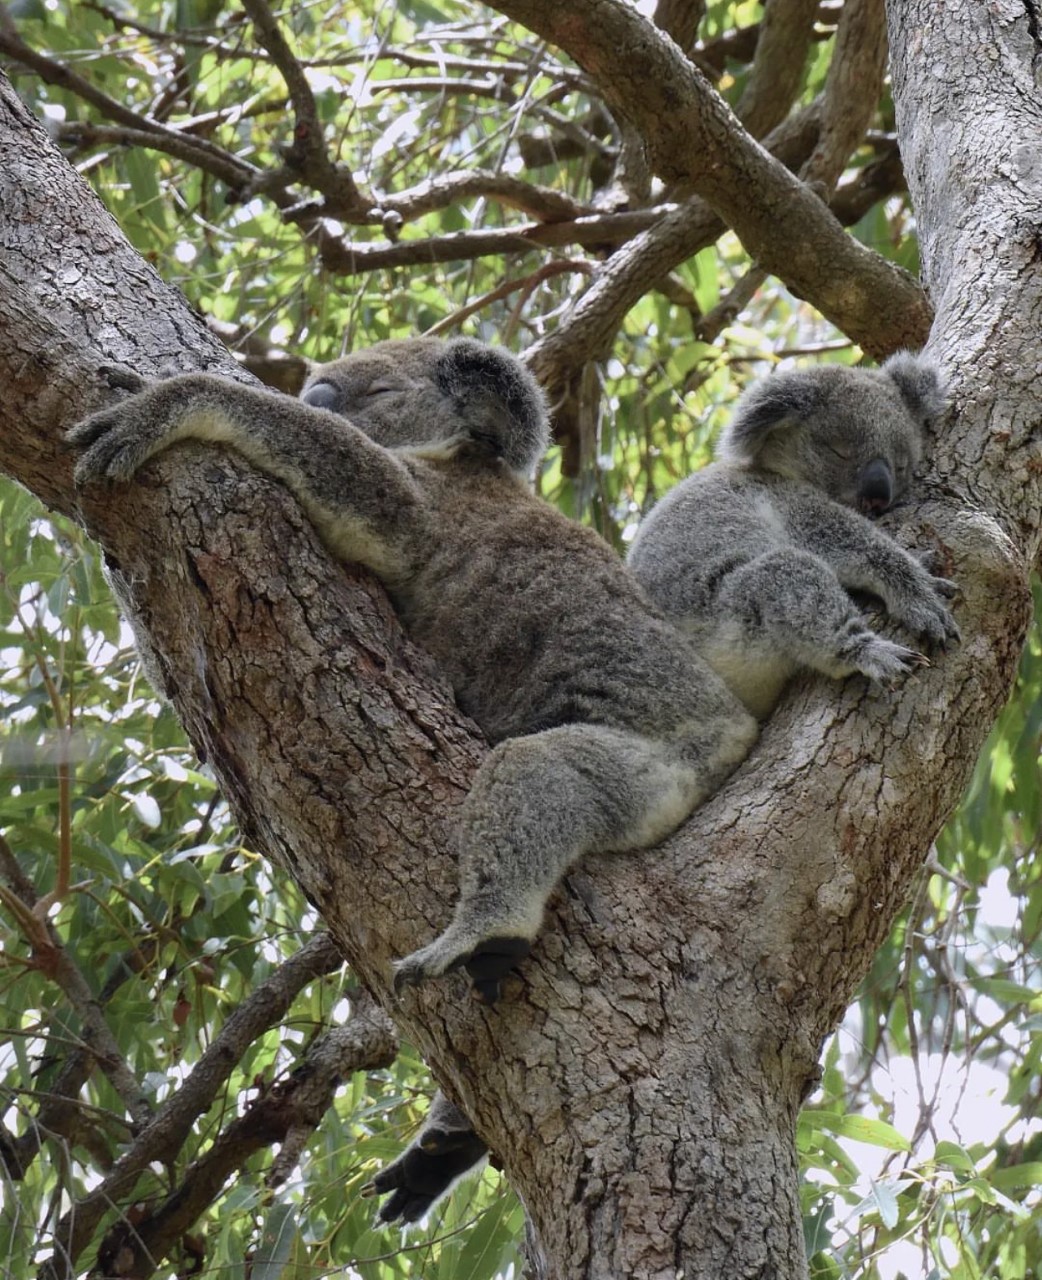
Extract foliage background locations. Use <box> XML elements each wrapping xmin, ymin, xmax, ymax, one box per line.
<box><xmin>1</xmin><ymin>1</ymin><xmax>1040</xmax><ymax>1277</ymax></box>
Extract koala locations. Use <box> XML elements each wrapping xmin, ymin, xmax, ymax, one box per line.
<box><xmin>361</xmin><ymin>1092</ymin><xmax>487</xmax><ymax>1225</ymax></box>
<box><xmin>67</xmin><ymin>336</ymin><xmax>758</xmax><ymax>1005</ymax></box>
<box><xmin>628</xmin><ymin>352</ymin><xmax>960</xmax><ymax>720</ymax></box>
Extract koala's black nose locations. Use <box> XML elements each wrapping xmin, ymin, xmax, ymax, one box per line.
<box><xmin>857</xmin><ymin>458</ymin><xmax>894</xmax><ymax>517</ymax></box>
<box><xmin>301</xmin><ymin>381</ymin><xmax>341</xmax><ymax>412</ymax></box>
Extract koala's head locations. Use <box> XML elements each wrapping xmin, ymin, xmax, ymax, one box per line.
<box><xmin>717</xmin><ymin>352</ymin><xmax>946</xmax><ymax>515</ymax></box>
<box><xmin>300</xmin><ymin>336</ymin><xmax>550</xmax><ymax>477</ymax></box>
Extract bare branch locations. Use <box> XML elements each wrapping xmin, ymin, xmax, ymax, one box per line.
<box><xmin>653</xmin><ymin>0</ymin><xmax>705</xmax><ymax>52</ymax></box>
<box><xmin>239</xmin><ymin>0</ymin><xmax>366</xmax><ymax>212</ymax></box>
<box><xmin>0</xmin><ymin>4</ymin><xmax>165</xmax><ymax>135</ymax></box>
<box><xmin>316</xmin><ymin>205</ymin><xmax>676</xmax><ymax>274</ymax></box>
<box><xmin>51</xmin><ymin>933</ymin><xmax>351</xmax><ymax>1270</ymax></box>
<box><xmin>486</xmin><ymin>0</ymin><xmax>932</xmax><ymax>355</ymax></box>
<box><xmin>694</xmin><ymin>264</ymin><xmax>768</xmax><ymax>343</ymax></box>
<box><xmin>829</xmin><ymin>141</ymin><xmax>906</xmax><ymax>223</ymax></box>
<box><xmin>379</xmin><ymin>171</ymin><xmax>589</xmax><ymax>223</ymax></box>
<box><xmin>735</xmin><ymin>0</ymin><xmax>821</xmax><ymax>139</ymax></box>
<box><xmin>57</xmin><ymin>120</ymin><xmax>255</xmax><ymax>191</ymax></box>
<box><xmin>524</xmin><ymin>102</ymin><xmax>823</xmax><ymax>396</ymax></box>
<box><xmin>90</xmin><ymin>991</ymin><xmax>397</xmax><ymax>1280</ymax></box>
<box><xmin>424</xmin><ymin>260</ymin><xmax>595</xmax><ymax>337</ymax></box>
<box><xmin>804</xmin><ymin>0</ymin><xmax>888</xmax><ymax>191</ymax></box>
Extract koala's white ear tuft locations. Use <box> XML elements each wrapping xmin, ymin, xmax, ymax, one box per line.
<box><xmin>717</xmin><ymin>373</ymin><xmax>821</xmax><ymax>465</ymax></box>
<box><xmin>435</xmin><ymin>339</ymin><xmax>551</xmax><ymax>476</ymax></box>
<box><xmin>882</xmin><ymin>351</ymin><xmax>947</xmax><ymax>421</ymax></box>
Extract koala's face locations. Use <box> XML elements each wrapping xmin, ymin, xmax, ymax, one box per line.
<box><xmin>301</xmin><ymin>338</ymin><xmax>450</xmax><ymax>449</ymax></box>
<box><xmin>300</xmin><ymin>336</ymin><xmax>549</xmax><ymax>476</ymax></box>
<box><xmin>717</xmin><ymin>352</ymin><xmax>946</xmax><ymax>516</ymax></box>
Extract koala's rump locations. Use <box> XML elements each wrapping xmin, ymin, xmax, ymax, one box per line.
<box><xmin>393</xmin><ymin>471</ymin><xmax>741</xmax><ymax>747</ymax></box>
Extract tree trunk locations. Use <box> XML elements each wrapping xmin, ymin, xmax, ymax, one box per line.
<box><xmin>2</xmin><ymin>0</ymin><xmax>1041</xmax><ymax>1266</ymax></box>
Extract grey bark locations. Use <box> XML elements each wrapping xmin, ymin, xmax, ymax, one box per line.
<box><xmin>2</xmin><ymin>0</ymin><xmax>1041</xmax><ymax>1270</ymax></box>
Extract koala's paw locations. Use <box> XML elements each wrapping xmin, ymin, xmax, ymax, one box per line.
<box><xmin>843</xmin><ymin>632</ymin><xmax>926</xmax><ymax>688</ymax></box>
<box><xmin>362</xmin><ymin>1125</ymin><xmax>488</xmax><ymax>1225</ymax></box>
<box><xmin>893</xmin><ymin>588</ymin><xmax>961</xmax><ymax>651</ymax></box>
<box><xmin>66</xmin><ymin>399</ymin><xmax>160</xmax><ymax>486</ymax></box>
<box><xmin>459</xmin><ymin>936</ymin><xmax>531</xmax><ymax>1005</ymax></box>
<box><xmin>393</xmin><ymin>934</ymin><xmax>530</xmax><ymax>1005</ymax></box>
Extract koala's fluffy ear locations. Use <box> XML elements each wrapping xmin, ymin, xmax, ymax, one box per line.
<box><xmin>436</xmin><ymin>338</ymin><xmax>551</xmax><ymax>476</ymax></box>
<box><xmin>881</xmin><ymin>351</ymin><xmax>947</xmax><ymax>421</ymax></box>
<box><xmin>716</xmin><ymin>372</ymin><xmax>821</xmax><ymax>466</ymax></box>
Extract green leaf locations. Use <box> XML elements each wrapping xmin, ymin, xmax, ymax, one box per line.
<box><xmin>803</xmin><ymin>1111</ymin><xmax>912</xmax><ymax>1153</ymax></box>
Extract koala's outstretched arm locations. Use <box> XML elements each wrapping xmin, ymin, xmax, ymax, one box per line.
<box><xmin>394</xmin><ymin>714</ymin><xmax>756</xmax><ymax>1003</ymax></box>
<box><xmin>784</xmin><ymin>495</ymin><xmax>960</xmax><ymax>649</ymax></box>
<box><xmin>363</xmin><ymin>1092</ymin><xmax>487</xmax><ymax>1225</ymax></box>
<box><xmin>67</xmin><ymin>374</ymin><xmax>425</xmax><ymax>577</ymax></box>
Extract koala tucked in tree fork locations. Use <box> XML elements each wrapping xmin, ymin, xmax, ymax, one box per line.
<box><xmin>629</xmin><ymin>351</ymin><xmax>960</xmax><ymax>720</ymax></box>
<box><xmin>68</xmin><ymin>337</ymin><xmax>755</xmax><ymax>1002</ymax></box>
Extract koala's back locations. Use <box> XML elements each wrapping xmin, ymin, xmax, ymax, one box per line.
<box><xmin>393</xmin><ymin>458</ymin><xmax>744</xmax><ymax>748</ymax></box>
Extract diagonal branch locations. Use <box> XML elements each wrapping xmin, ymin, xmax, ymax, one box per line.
<box><xmin>735</xmin><ymin>0</ymin><xmax>821</xmax><ymax>139</ymax></box>
<box><xmin>49</xmin><ymin>933</ymin><xmax>351</xmax><ymax>1271</ymax></box>
<box><xmin>486</xmin><ymin>0</ymin><xmax>931</xmax><ymax>355</ymax></box>
<box><xmin>88</xmin><ymin>993</ymin><xmax>398</xmax><ymax>1280</ymax></box>
<box><xmin>239</xmin><ymin>0</ymin><xmax>367</xmax><ymax>213</ymax></box>
<box><xmin>803</xmin><ymin>0</ymin><xmax>888</xmax><ymax>191</ymax></box>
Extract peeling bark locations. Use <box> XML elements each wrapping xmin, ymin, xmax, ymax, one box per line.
<box><xmin>2</xmin><ymin>1</ymin><xmax>1042</xmax><ymax>1268</ymax></box>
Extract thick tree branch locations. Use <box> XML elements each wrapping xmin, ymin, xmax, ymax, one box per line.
<box><xmin>735</xmin><ymin>0</ymin><xmax>820</xmax><ymax>138</ymax></box>
<box><xmin>804</xmin><ymin>0</ymin><xmax>888</xmax><ymax>191</ymax></box>
<box><xmin>487</xmin><ymin>0</ymin><xmax>931</xmax><ymax>355</ymax></box>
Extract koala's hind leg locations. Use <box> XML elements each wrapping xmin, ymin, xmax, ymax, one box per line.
<box><xmin>719</xmin><ymin>548</ymin><xmax>924</xmax><ymax>694</ymax></box>
<box><xmin>393</xmin><ymin>721</ymin><xmax>734</xmax><ymax>1003</ymax></box>
<box><xmin>363</xmin><ymin>1092</ymin><xmax>487</xmax><ymax>1225</ymax></box>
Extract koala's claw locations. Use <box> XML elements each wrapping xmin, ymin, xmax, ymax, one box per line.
<box><xmin>66</xmin><ymin>408</ymin><xmax>148</xmax><ymax>486</ymax></box>
<box><xmin>897</xmin><ymin>596</ymin><xmax>961</xmax><ymax>650</ymax></box>
<box><xmin>98</xmin><ymin>365</ymin><xmax>147</xmax><ymax>395</ymax></box>
<box><xmin>846</xmin><ymin>634</ymin><xmax>925</xmax><ymax>687</ymax></box>
<box><xmin>364</xmin><ymin>1121</ymin><xmax>488</xmax><ymax>1225</ymax></box>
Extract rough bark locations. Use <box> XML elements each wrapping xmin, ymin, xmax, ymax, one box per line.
<box><xmin>2</xmin><ymin>0</ymin><xmax>1041</xmax><ymax>1271</ymax></box>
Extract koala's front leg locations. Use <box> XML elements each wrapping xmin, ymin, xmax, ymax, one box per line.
<box><xmin>719</xmin><ymin>548</ymin><xmax>927</xmax><ymax>690</ymax></box>
<box><xmin>67</xmin><ymin>372</ymin><xmax>423</xmax><ymax>571</ymax></box>
<box><xmin>68</xmin><ymin>373</ymin><xmax>259</xmax><ymax>484</ymax></box>
<box><xmin>792</xmin><ymin>500</ymin><xmax>960</xmax><ymax>651</ymax></box>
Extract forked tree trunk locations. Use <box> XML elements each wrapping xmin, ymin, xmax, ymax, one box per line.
<box><xmin>1</xmin><ymin>1</ymin><xmax>1041</xmax><ymax>1269</ymax></box>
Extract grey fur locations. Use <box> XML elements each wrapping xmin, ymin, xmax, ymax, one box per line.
<box><xmin>628</xmin><ymin>352</ymin><xmax>960</xmax><ymax>720</ymax></box>
<box><xmin>67</xmin><ymin>336</ymin><xmax>758</xmax><ymax>1001</ymax></box>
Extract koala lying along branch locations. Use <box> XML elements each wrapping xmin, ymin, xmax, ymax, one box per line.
<box><xmin>628</xmin><ymin>352</ymin><xmax>960</xmax><ymax>719</ymax></box>
<box><xmin>68</xmin><ymin>337</ymin><xmax>758</xmax><ymax>1005</ymax></box>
